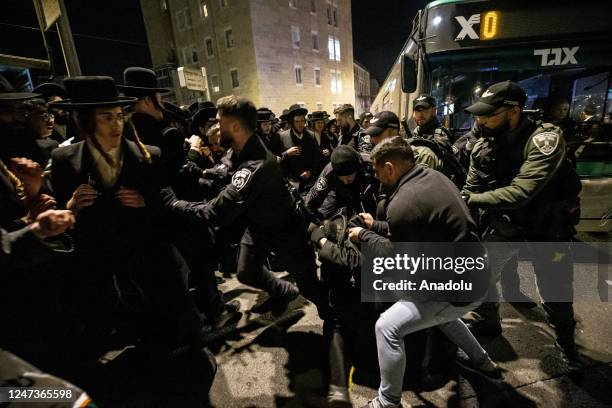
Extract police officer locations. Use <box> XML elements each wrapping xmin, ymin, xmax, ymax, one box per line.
<box><xmin>305</xmin><ymin>145</ymin><xmax>376</xmax><ymax>224</ymax></box>
<box><xmin>335</xmin><ymin>104</ymin><xmax>371</xmax><ymax>153</ymax></box>
<box><xmin>164</xmin><ymin>96</ymin><xmax>326</xmax><ymax>315</ymax></box>
<box><xmin>411</xmin><ymin>94</ymin><xmax>451</xmax><ymax>146</ymax></box>
<box><xmin>278</xmin><ymin>104</ymin><xmax>320</xmax><ymax>193</ymax></box>
<box><xmin>364</xmin><ymin>111</ymin><xmax>444</xmax><ymax>173</ymax></box>
<box><xmin>461</xmin><ymin>81</ymin><xmax>581</xmax><ymax>364</ymax></box>
<box><xmin>409</xmin><ymin>94</ymin><xmax>469</xmax><ymax>187</ymax></box>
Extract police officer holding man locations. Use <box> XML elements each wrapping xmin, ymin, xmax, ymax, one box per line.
<box><xmin>164</xmin><ymin>96</ymin><xmax>326</xmax><ymax>315</ymax></box>
<box><xmin>461</xmin><ymin>81</ymin><xmax>582</xmax><ymax>364</ymax></box>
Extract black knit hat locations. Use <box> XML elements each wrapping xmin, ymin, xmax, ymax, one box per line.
<box><xmin>331</xmin><ymin>145</ymin><xmax>361</xmax><ymax>176</ymax></box>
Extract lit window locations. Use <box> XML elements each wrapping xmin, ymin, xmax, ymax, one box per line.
<box><xmin>225</xmin><ymin>29</ymin><xmax>234</xmax><ymax>49</ymax></box>
<box><xmin>210</xmin><ymin>75</ymin><xmax>220</xmax><ymax>93</ymax></box>
<box><xmin>201</xmin><ymin>1</ymin><xmax>209</xmax><ymax>17</ymax></box>
<box><xmin>295</xmin><ymin>65</ymin><xmax>303</xmax><ymax>85</ymax></box>
<box><xmin>161</xmin><ymin>0</ymin><xmax>168</xmax><ymax>12</ymax></box>
<box><xmin>291</xmin><ymin>26</ymin><xmax>300</xmax><ymax>48</ymax></box>
<box><xmin>330</xmin><ymin>70</ymin><xmax>342</xmax><ymax>94</ymax></box>
<box><xmin>328</xmin><ymin>35</ymin><xmax>340</xmax><ymax>61</ymax></box>
<box><xmin>311</xmin><ymin>31</ymin><xmax>319</xmax><ymax>51</ymax></box>
<box><xmin>334</xmin><ymin>37</ymin><xmax>341</xmax><ymax>61</ymax></box>
<box><xmin>230</xmin><ymin>68</ymin><xmax>239</xmax><ymax>88</ymax></box>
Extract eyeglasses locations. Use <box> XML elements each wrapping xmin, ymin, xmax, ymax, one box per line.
<box><xmin>96</xmin><ymin>112</ymin><xmax>126</xmax><ymax>123</ymax></box>
<box><xmin>475</xmin><ymin>107</ymin><xmax>511</xmax><ymax>120</ymax></box>
<box><xmin>40</xmin><ymin>112</ymin><xmax>54</xmax><ymax>122</ymax></box>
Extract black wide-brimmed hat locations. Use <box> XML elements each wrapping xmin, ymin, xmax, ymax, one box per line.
<box><xmin>117</xmin><ymin>67</ymin><xmax>170</xmax><ymax>97</ymax></box>
<box><xmin>286</xmin><ymin>104</ymin><xmax>308</xmax><ymax>119</ymax></box>
<box><xmin>0</xmin><ymin>79</ymin><xmax>39</xmax><ymax>101</ymax></box>
<box><xmin>192</xmin><ymin>102</ymin><xmax>218</xmax><ymax>128</ymax></box>
<box><xmin>33</xmin><ymin>82</ymin><xmax>68</xmax><ymax>100</ymax></box>
<box><xmin>279</xmin><ymin>109</ymin><xmax>290</xmax><ymax>123</ymax></box>
<box><xmin>257</xmin><ymin>107</ymin><xmax>274</xmax><ymax>122</ymax></box>
<box><xmin>49</xmin><ymin>76</ymin><xmax>137</xmax><ymax>109</ymax></box>
<box><xmin>308</xmin><ymin>110</ymin><xmax>330</xmax><ymax>122</ymax></box>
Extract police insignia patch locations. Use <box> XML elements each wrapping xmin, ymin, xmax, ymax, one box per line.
<box><xmin>232</xmin><ymin>168</ymin><xmax>252</xmax><ymax>191</ymax></box>
<box><xmin>316</xmin><ymin>176</ymin><xmax>328</xmax><ymax>191</ymax></box>
<box><xmin>532</xmin><ymin>132</ymin><xmax>559</xmax><ymax>155</ymax></box>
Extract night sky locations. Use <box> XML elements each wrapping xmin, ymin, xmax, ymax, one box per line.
<box><xmin>2</xmin><ymin>0</ymin><xmax>428</xmax><ymax>85</ymax></box>
<box><xmin>351</xmin><ymin>0</ymin><xmax>429</xmax><ymax>83</ymax></box>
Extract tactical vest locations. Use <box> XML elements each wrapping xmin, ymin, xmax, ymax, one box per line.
<box><xmin>474</xmin><ymin>120</ymin><xmax>581</xmax><ymax>238</ymax></box>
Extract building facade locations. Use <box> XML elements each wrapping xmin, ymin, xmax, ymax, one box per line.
<box><xmin>353</xmin><ymin>60</ymin><xmax>373</xmax><ymax>115</ymax></box>
<box><xmin>141</xmin><ymin>0</ymin><xmax>355</xmax><ymax>115</ymax></box>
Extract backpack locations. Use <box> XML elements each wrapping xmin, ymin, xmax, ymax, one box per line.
<box><xmin>409</xmin><ymin>137</ymin><xmax>467</xmax><ymax>189</ymax></box>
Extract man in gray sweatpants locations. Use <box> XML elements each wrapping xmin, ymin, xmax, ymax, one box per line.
<box><xmin>348</xmin><ymin>136</ymin><xmax>498</xmax><ymax>408</ymax></box>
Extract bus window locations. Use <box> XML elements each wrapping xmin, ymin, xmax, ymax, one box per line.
<box><xmin>571</xmin><ymin>72</ymin><xmax>608</xmax><ymax>122</ymax></box>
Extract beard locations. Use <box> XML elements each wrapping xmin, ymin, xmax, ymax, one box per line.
<box><xmin>478</xmin><ymin>117</ymin><xmax>510</xmax><ymax>139</ymax></box>
<box><xmin>220</xmin><ymin>128</ymin><xmax>233</xmax><ymax>149</ymax></box>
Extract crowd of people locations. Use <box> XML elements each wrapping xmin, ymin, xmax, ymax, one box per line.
<box><xmin>0</xmin><ymin>67</ymin><xmax>584</xmax><ymax>408</ymax></box>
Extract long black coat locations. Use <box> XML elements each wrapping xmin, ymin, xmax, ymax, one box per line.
<box><xmin>278</xmin><ymin>128</ymin><xmax>319</xmax><ymax>182</ymax></box>
<box><xmin>50</xmin><ymin>139</ymin><xmax>200</xmax><ymax>344</ymax></box>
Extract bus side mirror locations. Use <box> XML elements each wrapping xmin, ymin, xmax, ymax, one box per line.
<box><xmin>401</xmin><ymin>54</ymin><xmax>417</xmax><ymax>93</ymax></box>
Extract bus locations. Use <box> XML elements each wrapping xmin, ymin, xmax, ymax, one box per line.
<box><xmin>371</xmin><ymin>0</ymin><xmax>612</xmax><ymax>233</ymax></box>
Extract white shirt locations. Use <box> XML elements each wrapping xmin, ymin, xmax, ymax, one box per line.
<box><xmin>87</xmin><ymin>141</ymin><xmax>124</xmax><ymax>190</ymax></box>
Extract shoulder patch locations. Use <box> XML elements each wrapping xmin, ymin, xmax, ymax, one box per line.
<box><xmin>316</xmin><ymin>176</ymin><xmax>328</xmax><ymax>191</ymax></box>
<box><xmin>532</xmin><ymin>132</ymin><xmax>560</xmax><ymax>155</ymax></box>
<box><xmin>232</xmin><ymin>168</ymin><xmax>252</xmax><ymax>191</ymax></box>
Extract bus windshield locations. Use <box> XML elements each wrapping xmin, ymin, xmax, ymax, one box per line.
<box><xmin>430</xmin><ymin>64</ymin><xmax>612</xmax><ymax>176</ymax></box>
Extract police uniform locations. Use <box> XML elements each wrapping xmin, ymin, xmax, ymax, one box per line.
<box><xmin>462</xmin><ymin>81</ymin><xmax>581</xmax><ymax>354</ymax></box>
<box><xmin>164</xmin><ymin>134</ymin><xmax>325</xmax><ymax>309</ymax></box>
<box><xmin>305</xmin><ymin>146</ymin><xmax>376</xmax><ymax>224</ymax></box>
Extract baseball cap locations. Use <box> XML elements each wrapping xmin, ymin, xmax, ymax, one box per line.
<box><xmin>363</xmin><ymin>111</ymin><xmax>400</xmax><ymax>137</ymax></box>
<box><xmin>465</xmin><ymin>81</ymin><xmax>527</xmax><ymax>115</ymax></box>
<box><xmin>413</xmin><ymin>94</ymin><xmax>436</xmax><ymax>109</ymax></box>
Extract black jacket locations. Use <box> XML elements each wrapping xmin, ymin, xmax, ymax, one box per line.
<box><xmin>256</xmin><ymin>129</ymin><xmax>284</xmax><ymax>157</ymax></box>
<box><xmin>339</xmin><ymin>122</ymin><xmax>362</xmax><ymax>151</ymax></box>
<box><xmin>129</xmin><ymin>112</ymin><xmax>186</xmax><ymax>173</ymax></box>
<box><xmin>359</xmin><ymin>165</ymin><xmax>479</xmax><ymax>244</ymax></box>
<box><xmin>278</xmin><ymin>128</ymin><xmax>319</xmax><ymax>181</ymax></box>
<box><xmin>164</xmin><ymin>134</ymin><xmax>299</xmax><ymax>235</ymax></box>
<box><xmin>305</xmin><ymin>160</ymin><xmax>376</xmax><ymax>224</ymax></box>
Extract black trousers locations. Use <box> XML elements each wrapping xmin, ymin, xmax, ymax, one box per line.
<box><xmin>236</xmin><ymin>227</ymin><xmax>325</xmax><ymax>307</ymax></box>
